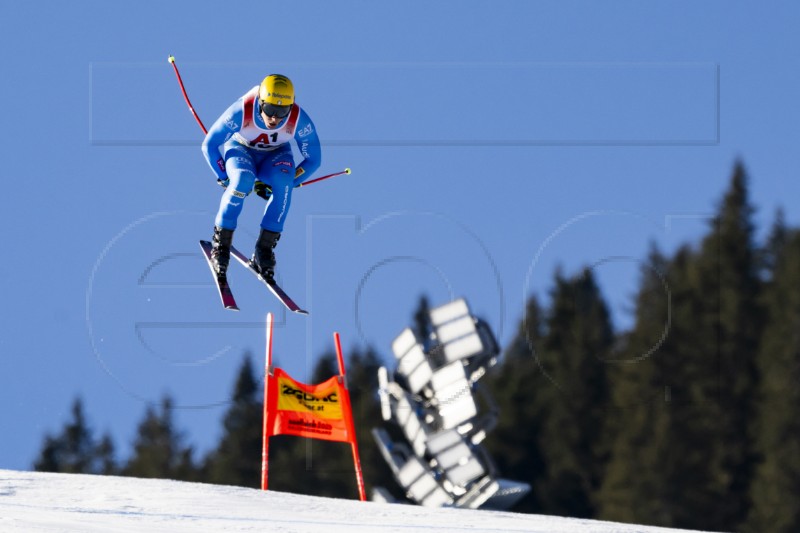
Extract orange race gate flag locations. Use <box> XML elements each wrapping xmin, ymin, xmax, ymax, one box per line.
<box><xmin>260</xmin><ymin>313</ymin><xmax>366</xmax><ymax>501</ymax></box>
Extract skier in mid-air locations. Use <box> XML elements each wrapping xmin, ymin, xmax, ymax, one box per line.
<box><xmin>201</xmin><ymin>74</ymin><xmax>321</xmax><ymax>281</ymax></box>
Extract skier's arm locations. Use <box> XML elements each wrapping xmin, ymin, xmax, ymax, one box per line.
<box><xmin>201</xmin><ymin>101</ymin><xmax>242</xmax><ymax>182</ymax></box>
<box><xmin>293</xmin><ymin>110</ymin><xmax>322</xmax><ymax>186</ymax></box>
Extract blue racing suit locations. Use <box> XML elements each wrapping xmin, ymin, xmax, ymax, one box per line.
<box><xmin>201</xmin><ymin>85</ymin><xmax>321</xmax><ymax>233</ymax></box>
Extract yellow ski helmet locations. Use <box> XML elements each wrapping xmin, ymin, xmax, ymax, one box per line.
<box><xmin>260</xmin><ymin>73</ymin><xmax>294</xmax><ymax>102</ymax></box>
<box><xmin>258</xmin><ymin>74</ymin><xmax>294</xmax><ymax>118</ymax></box>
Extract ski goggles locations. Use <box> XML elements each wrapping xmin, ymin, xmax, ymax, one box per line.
<box><xmin>260</xmin><ymin>101</ymin><xmax>292</xmax><ymax>118</ymax></box>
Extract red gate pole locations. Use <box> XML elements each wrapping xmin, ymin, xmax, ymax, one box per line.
<box><xmin>261</xmin><ymin>313</ymin><xmax>275</xmax><ymax>491</ymax></box>
<box><xmin>334</xmin><ymin>332</ymin><xmax>367</xmax><ymax>501</ymax></box>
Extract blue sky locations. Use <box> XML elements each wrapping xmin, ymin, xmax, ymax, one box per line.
<box><xmin>2</xmin><ymin>1</ymin><xmax>799</xmax><ymax>471</ymax></box>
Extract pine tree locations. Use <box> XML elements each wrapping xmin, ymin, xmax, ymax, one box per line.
<box><xmin>600</xmin><ymin>163</ymin><xmax>763</xmax><ymax>530</ymax></box>
<box><xmin>33</xmin><ymin>397</ymin><xmax>117</xmax><ymax>475</ymax></box>
<box><xmin>205</xmin><ymin>354</ymin><xmax>263</xmax><ymax>488</ymax></box>
<box><xmin>484</xmin><ymin>295</ymin><xmax>547</xmax><ymax>513</ymax></box>
<box><xmin>344</xmin><ymin>345</ymin><xmax>397</xmax><ymax>498</ymax></box>
<box><xmin>597</xmin><ymin>245</ymin><xmax>683</xmax><ymax>526</ymax></box>
<box><xmin>531</xmin><ymin>268</ymin><xmax>614</xmax><ymax>518</ymax></box>
<box><xmin>412</xmin><ymin>295</ymin><xmax>433</xmax><ymax>350</ymax></box>
<box><xmin>760</xmin><ymin>208</ymin><xmax>789</xmax><ymax>280</ymax></box>
<box><xmin>94</xmin><ymin>434</ymin><xmax>117</xmax><ymax>475</ymax></box>
<box><xmin>123</xmin><ymin>395</ymin><xmax>198</xmax><ymax>481</ymax></box>
<box><xmin>745</xmin><ymin>229</ymin><xmax>800</xmax><ymax>532</ymax></box>
<box><xmin>684</xmin><ymin>162</ymin><xmax>762</xmax><ymax>530</ymax></box>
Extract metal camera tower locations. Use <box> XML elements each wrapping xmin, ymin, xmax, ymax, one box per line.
<box><xmin>372</xmin><ymin>298</ymin><xmax>530</xmax><ymax>509</ymax></box>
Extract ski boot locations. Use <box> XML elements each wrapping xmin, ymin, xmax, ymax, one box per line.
<box><xmin>210</xmin><ymin>226</ymin><xmax>234</xmax><ymax>277</ymax></box>
<box><xmin>251</xmin><ymin>228</ymin><xmax>281</xmax><ymax>282</ymax></box>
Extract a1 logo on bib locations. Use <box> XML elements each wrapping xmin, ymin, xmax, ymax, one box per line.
<box><xmin>251</xmin><ymin>132</ymin><xmax>279</xmax><ymax>148</ymax></box>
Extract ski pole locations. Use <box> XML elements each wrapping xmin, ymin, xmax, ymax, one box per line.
<box><xmin>168</xmin><ymin>55</ymin><xmax>208</xmax><ymax>135</ymax></box>
<box><xmin>295</xmin><ymin>168</ymin><xmax>351</xmax><ymax>188</ymax></box>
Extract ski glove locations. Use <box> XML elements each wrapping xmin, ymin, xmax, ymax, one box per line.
<box><xmin>254</xmin><ymin>181</ymin><xmax>272</xmax><ymax>200</ymax></box>
<box><xmin>213</xmin><ymin>158</ymin><xmax>228</xmax><ymax>183</ymax></box>
<box><xmin>217</xmin><ymin>178</ymin><xmax>230</xmax><ymax>189</ymax></box>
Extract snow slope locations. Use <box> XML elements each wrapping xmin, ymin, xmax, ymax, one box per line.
<box><xmin>0</xmin><ymin>470</ymin><xmax>717</xmax><ymax>533</ymax></box>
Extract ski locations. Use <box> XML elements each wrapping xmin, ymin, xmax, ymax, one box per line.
<box><xmin>229</xmin><ymin>245</ymin><xmax>309</xmax><ymax>315</ymax></box>
<box><xmin>199</xmin><ymin>240</ymin><xmax>239</xmax><ymax>311</ymax></box>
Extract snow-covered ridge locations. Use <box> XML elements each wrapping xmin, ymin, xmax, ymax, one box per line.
<box><xmin>0</xmin><ymin>469</ymin><xmax>714</xmax><ymax>533</ymax></box>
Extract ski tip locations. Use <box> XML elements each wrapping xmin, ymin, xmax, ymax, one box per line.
<box><xmin>294</xmin><ymin>309</ymin><xmax>309</xmax><ymax>316</ymax></box>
